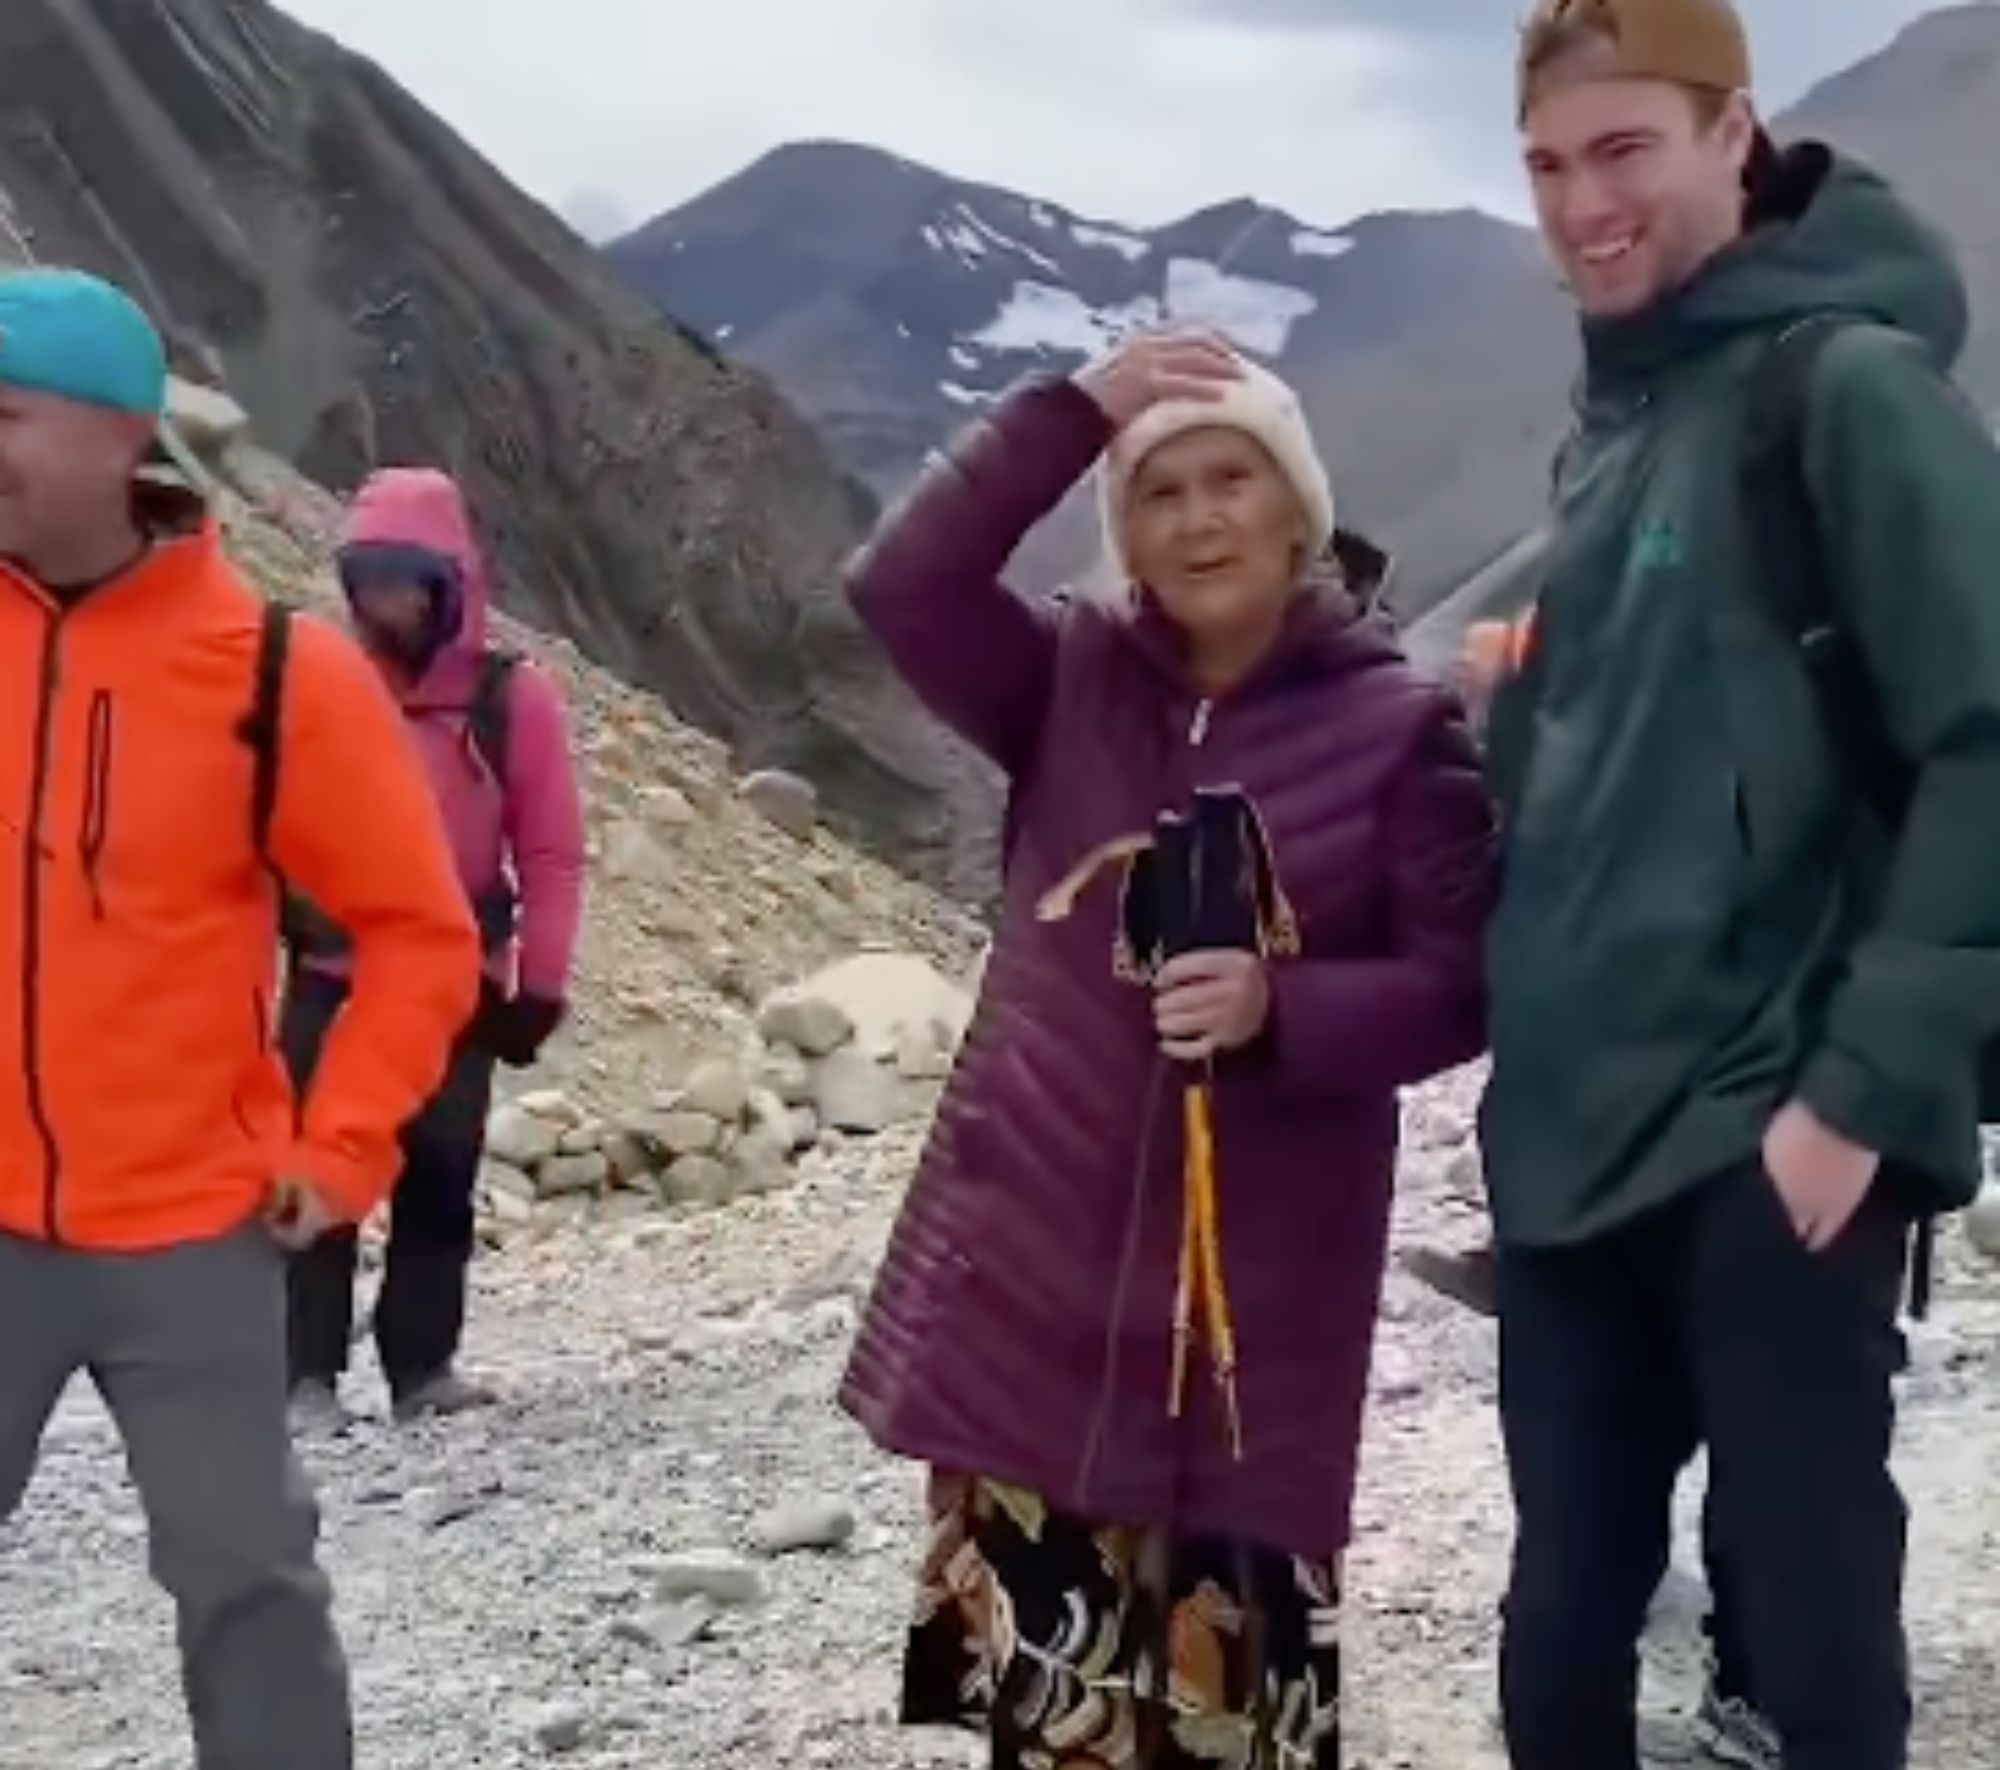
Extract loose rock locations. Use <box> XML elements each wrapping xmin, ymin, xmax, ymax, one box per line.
<box><xmin>483</xmin><ymin>1159</ymin><xmax>539</xmax><ymax>1204</ymax></box>
<box><xmin>517</xmin><ymin>1090</ymin><xmax>585</xmax><ymax>1125</ymax></box>
<box><xmin>651</xmin><ymin>1549</ymin><xmax>767</xmax><ymax>1609</ymax></box>
<box><xmin>811</xmin><ymin>1048</ymin><xmax>903</xmax><ymax>1135</ymax></box>
<box><xmin>681</xmin><ymin>1059</ymin><xmax>750</xmax><ymax>1123</ymax></box>
<box><xmin>738</xmin><ymin>769</ymin><xmax>818</xmax><ymax>838</ymax></box>
<box><xmin>654</xmin><ymin>1600</ymin><xmax>718</xmax><ymax>1649</ymax></box>
<box><xmin>662</xmin><ymin>1155</ymin><xmax>735</xmax><ymax>1209</ymax></box>
<box><xmin>647</xmin><ymin>1110</ymin><xmax>724</xmax><ymax>1158</ymax></box>
<box><xmin>537</xmin><ymin>1152</ymin><xmax>611</xmax><ymax>1198</ymax></box>
<box><xmin>730</xmin><ymin>1124</ymin><xmax>793</xmax><ymax>1196</ymax></box>
<box><xmin>530</xmin><ymin>1701</ymin><xmax>588</xmax><ymax>1754</ymax></box>
<box><xmin>755</xmin><ymin>1042</ymin><xmax>816</xmax><ymax>1106</ymax></box>
<box><xmin>486</xmin><ymin>1105</ymin><xmax>562</xmax><ymax>1170</ymax></box>
<box><xmin>750</xmin><ymin>1496</ymin><xmax>858</xmax><ymax>1557</ymax></box>
<box><xmin>893</xmin><ymin>1020</ymin><xmax>954</xmax><ymax>1083</ymax></box>
<box><xmin>756</xmin><ymin>993</ymin><xmax>854</xmax><ymax>1060</ymax></box>
<box><xmin>1967</xmin><ymin>1186</ymin><xmax>2000</xmax><ymax>1263</ymax></box>
<box><xmin>602</xmin><ymin>1130</ymin><xmax>656</xmax><ymax>1187</ymax></box>
<box><xmin>791</xmin><ymin>951</ymin><xmax>972</xmax><ymax>1059</ymax></box>
<box><xmin>484</xmin><ymin>1185</ymin><xmax>536</xmax><ymax>1228</ymax></box>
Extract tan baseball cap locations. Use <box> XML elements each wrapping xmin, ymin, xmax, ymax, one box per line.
<box><xmin>1518</xmin><ymin>0</ymin><xmax>1753</xmax><ymax>118</ymax></box>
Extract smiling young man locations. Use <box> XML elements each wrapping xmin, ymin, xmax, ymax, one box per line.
<box><xmin>1482</xmin><ymin>4</ymin><xmax>2000</xmax><ymax>1770</ymax></box>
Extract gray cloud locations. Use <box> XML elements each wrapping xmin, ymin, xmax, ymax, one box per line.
<box><xmin>1171</xmin><ymin>0</ymin><xmax>1510</xmax><ymax>34</ymax></box>
<box><xmin>1171</xmin><ymin>0</ymin><xmax>1940</xmax><ymax>103</ymax></box>
<box><xmin>289</xmin><ymin>0</ymin><xmax>1938</xmax><ymax>232</ymax></box>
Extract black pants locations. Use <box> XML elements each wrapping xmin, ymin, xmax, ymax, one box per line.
<box><xmin>1701</xmin><ymin>1479</ymin><xmax>1756</xmax><ymax>1706</ymax></box>
<box><xmin>1497</xmin><ymin>1161</ymin><xmax>1912</xmax><ymax>1770</ymax></box>
<box><xmin>280</xmin><ymin>968</ymin><xmax>494</xmax><ymax>1399</ymax></box>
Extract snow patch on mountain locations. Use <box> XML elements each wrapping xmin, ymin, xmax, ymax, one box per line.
<box><xmin>970</xmin><ymin>281</ymin><xmax>1158</xmax><ymax>356</ymax></box>
<box><xmin>968</xmin><ymin>257</ymin><xmax>1318</xmax><ymax>361</ymax></box>
<box><xmin>1162</xmin><ymin>260</ymin><xmax>1317</xmax><ymax>355</ymax></box>
<box><xmin>1072</xmin><ymin>221</ymin><xmax>1150</xmax><ymax>263</ymax></box>
<box><xmin>952</xmin><ymin>203</ymin><xmax>1062</xmax><ymax>276</ymax></box>
<box><xmin>1292</xmin><ymin>228</ymin><xmax>1354</xmax><ymax>260</ymax></box>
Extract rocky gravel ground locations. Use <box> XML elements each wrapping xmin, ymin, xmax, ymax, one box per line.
<box><xmin>4</xmin><ymin>1078</ymin><xmax>1996</xmax><ymax>1770</ymax></box>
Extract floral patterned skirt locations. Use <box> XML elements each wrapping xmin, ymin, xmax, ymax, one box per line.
<box><xmin>902</xmin><ymin>1473</ymin><xmax>1342</xmax><ymax>1769</ymax></box>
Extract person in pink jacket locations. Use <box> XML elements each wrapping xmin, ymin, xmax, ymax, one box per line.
<box><xmin>282</xmin><ymin>467</ymin><xmax>585</xmax><ymax>1427</ymax></box>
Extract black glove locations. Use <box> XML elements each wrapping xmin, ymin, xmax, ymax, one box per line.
<box><xmin>471</xmin><ymin>982</ymin><xmax>566</xmax><ymax>1068</ymax></box>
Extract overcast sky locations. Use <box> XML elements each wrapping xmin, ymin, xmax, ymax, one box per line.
<box><xmin>288</xmin><ymin>0</ymin><xmax>1939</xmax><ymax>238</ymax></box>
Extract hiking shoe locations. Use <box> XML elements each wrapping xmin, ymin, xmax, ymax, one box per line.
<box><xmin>1399</xmin><ymin>1244</ymin><xmax>1499</xmax><ymax>1318</ymax></box>
<box><xmin>391</xmin><ymin>1369</ymin><xmax>499</xmax><ymax>1424</ymax></box>
<box><xmin>1695</xmin><ymin>1681</ymin><xmax>1783</xmax><ymax>1770</ymax></box>
<box><xmin>288</xmin><ymin>1378</ymin><xmax>356</xmax><ymax>1439</ymax></box>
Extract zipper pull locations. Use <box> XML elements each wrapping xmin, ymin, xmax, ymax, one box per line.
<box><xmin>1189</xmin><ymin>700</ymin><xmax>1213</xmax><ymax>747</ymax></box>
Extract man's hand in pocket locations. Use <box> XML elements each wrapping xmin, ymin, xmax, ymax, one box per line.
<box><xmin>1763</xmin><ymin>1100</ymin><xmax>1881</xmax><ymax>1251</ymax></box>
<box><xmin>267</xmin><ymin>1178</ymin><xmax>342</xmax><ymax>1252</ymax></box>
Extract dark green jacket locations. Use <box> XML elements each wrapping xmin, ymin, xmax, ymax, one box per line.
<box><xmin>1484</xmin><ymin>150</ymin><xmax>2000</xmax><ymax>1247</ymax></box>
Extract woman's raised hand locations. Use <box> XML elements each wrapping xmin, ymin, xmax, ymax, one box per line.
<box><xmin>1076</xmin><ymin>330</ymin><xmax>1243</xmax><ymax>431</ymax></box>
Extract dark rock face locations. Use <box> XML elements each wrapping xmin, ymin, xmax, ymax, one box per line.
<box><xmin>0</xmin><ymin>0</ymin><xmax>990</xmax><ymax>892</ymax></box>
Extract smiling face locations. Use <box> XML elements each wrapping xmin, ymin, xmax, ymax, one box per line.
<box><xmin>0</xmin><ymin>384</ymin><xmax>148</xmax><ymax>577</ymax></box>
<box><xmin>1122</xmin><ymin>425</ymin><xmax>1308</xmax><ymax>664</ymax></box>
<box><xmin>1523</xmin><ymin>69</ymin><xmax>1754</xmax><ymax>318</ymax></box>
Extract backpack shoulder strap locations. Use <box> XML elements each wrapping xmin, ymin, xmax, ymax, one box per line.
<box><xmin>1741</xmin><ymin>313</ymin><xmax>1911</xmax><ymax>825</ymax></box>
<box><xmin>1742</xmin><ymin>313</ymin><xmax>1859</xmax><ymax>640</ymax></box>
<box><xmin>468</xmin><ymin>648</ymin><xmax>521</xmax><ymax>785</ymax></box>
<box><xmin>242</xmin><ymin>600</ymin><xmax>295</xmax><ymax>860</ymax></box>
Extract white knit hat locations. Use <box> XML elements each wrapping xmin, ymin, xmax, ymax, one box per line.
<box><xmin>1096</xmin><ymin>355</ymin><xmax>1336</xmax><ymax>581</ymax></box>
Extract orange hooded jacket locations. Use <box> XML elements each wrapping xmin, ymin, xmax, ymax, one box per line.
<box><xmin>0</xmin><ymin>500</ymin><xmax>480</xmax><ymax>1250</ymax></box>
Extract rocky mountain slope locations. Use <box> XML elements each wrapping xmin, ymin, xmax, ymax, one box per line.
<box><xmin>216</xmin><ymin>443</ymin><xmax>980</xmax><ymax>1118</ymax></box>
<box><xmin>0</xmin><ymin>0</ymin><xmax>995</xmax><ymax>889</ymax></box>
<box><xmin>611</xmin><ymin>6</ymin><xmax>2000</xmax><ymax>618</ymax></box>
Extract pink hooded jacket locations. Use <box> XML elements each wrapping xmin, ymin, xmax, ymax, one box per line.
<box><xmin>334</xmin><ymin>469</ymin><xmax>585</xmax><ymax>1001</ymax></box>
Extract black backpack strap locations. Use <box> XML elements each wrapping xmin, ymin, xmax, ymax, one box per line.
<box><xmin>1742</xmin><ymin>314</ymin><xmax>1912</xmax><ymax>825</ymax></box>
<box><xmin>468</xmin><ymin>648</ymin><xmax>520</xmax><ymax>784</ymax></box>
<box><xmin>1908</xmin><ymin>1218</ymin><xmax>1937</xmax><ymax>1323</ymax></box>
<box><xmin>242</xmin><ymin>601</ymin><xmax>294</xmax><ymax>860</ymax></box>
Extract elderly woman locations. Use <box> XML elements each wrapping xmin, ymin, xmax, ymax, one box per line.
<box><xmin>839</xmin><ymin>333</ymin><xmax>1494</xmax><ymax>1768</ymax></box>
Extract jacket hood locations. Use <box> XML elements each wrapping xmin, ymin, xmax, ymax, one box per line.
<box><xmin>340</xmin><ymin>468</ymin><xmax>492</xmax><ymax>655</ymax></box>
<box><xmin>1584</xmin><ymin>146</ymin><xmax>1970</xmax><ymax>389</ymax></box>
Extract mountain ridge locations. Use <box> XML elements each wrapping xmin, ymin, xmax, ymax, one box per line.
<box><xmin>610</xmin><ymin>4</ymin><xmax>1999</xmax><ymax>617</ymax></box>
<box><xmin>0</xmin><ymin>0</ymin><xmax>991</xmax><ymax>890</ymax></box>
<box><xmin>611</xmin><ymin>140</ymin><xmax>1571</xmax><ymax>609</ymax></box>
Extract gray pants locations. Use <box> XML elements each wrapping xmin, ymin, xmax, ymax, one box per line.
<box><xmin>0</xmin><ymin>1224</ymin><xmax>353</xmax><ymax>1770</ymax></box>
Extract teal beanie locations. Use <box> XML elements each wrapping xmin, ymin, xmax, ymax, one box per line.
<box><xmin>0</xmin><ymin>269</ymin><xmax>166</xmax><ymax>418</ymax></box>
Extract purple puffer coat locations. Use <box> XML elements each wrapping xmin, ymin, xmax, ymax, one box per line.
<box><xmin>838</xmin><ymin>377</ymin><xmax>1495</xmax><ymax>1557</ymax></box>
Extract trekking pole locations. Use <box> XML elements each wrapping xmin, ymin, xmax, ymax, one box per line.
<box><xmin>1168</xmin><ymin>1062</ymin><xmax>1244</xmax><ymax>1459</ymax></box>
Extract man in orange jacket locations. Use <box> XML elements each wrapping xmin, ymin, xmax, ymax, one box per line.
<box><xmin>0</xmin><ymin>268</ymin><xmax>479</xmax><ymax>1769</ymax></box>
